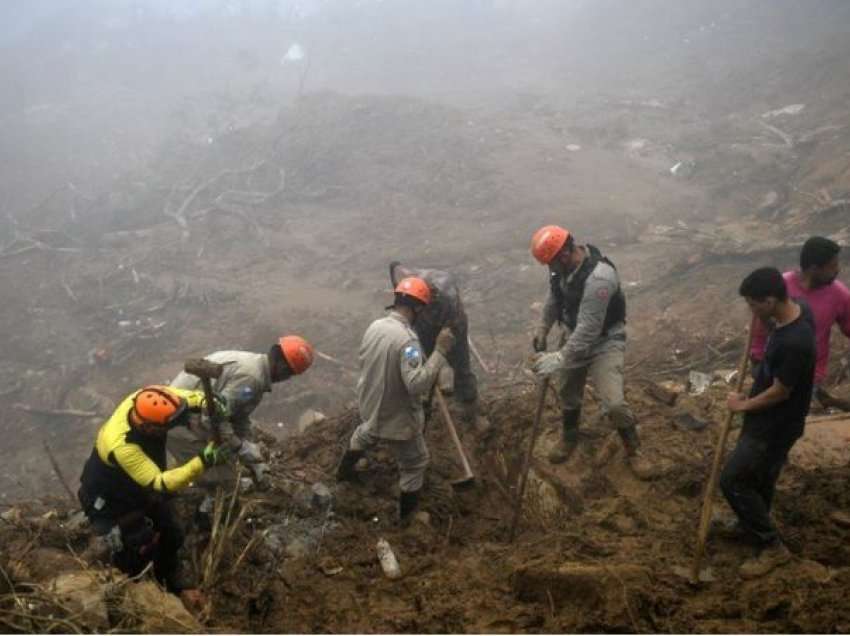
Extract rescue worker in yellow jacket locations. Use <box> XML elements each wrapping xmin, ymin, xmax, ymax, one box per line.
<box><xmin>78</xmin><ymin>385</ymin><xmax>229</xmax><ymax>604</ymax></box>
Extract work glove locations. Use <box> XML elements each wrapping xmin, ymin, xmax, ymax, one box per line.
<box><xmin>200</xmin><ymin>392</ymin><xmax>231</xmax><ymax>421</ymax></box>
<box><xmin>532</xmin><ymin>351</ymin><xmax>565</xmax><ymax>377</ymax></box>
<box><xmin>198</xmin><ymin>442</ymin><xmax>230</xmax><ymax>467</ymax></box>
<box><xmin>435</xmin><ymin>327</ymin><xmax>457</xmax><ymax>357</ymax></box>
<box><xmin>237</xmin><ymin>440</ymin><xmax>264</xmax><ymax>465</ymax></box>
<box><xmin>532</xmin><ymin>326</ymin><xmax>550</xmax><ymax>353</ymax></box>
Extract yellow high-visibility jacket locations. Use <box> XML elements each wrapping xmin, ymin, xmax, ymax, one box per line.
<box><xmin>82</xmin><ymin>388</ymin><xmax>207</xmax><ymax>508</ymax></box>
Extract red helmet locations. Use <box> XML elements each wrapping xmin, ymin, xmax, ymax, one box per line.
<box><xmin>395</xmin><ymin>277</ymin><xmax>431</xmax><ymax>305</ymax></box>
<box><xmin>131</xmin><ymin>385</ymin><xmax>187</xmax><ymax>434</ymax></box>
<box><xmin>279</xmin><ymin>335</ymin><xmax>314</xmax><ymax>374</ymax></box>
<box><xmin>530</xmin><ymin>225</ymin><xmax>571</xmax><ymax>265</ymax></box>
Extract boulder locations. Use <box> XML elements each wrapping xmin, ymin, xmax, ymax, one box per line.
<box><xmin>297</xmin><ymin>409</ymin><xmax>327</xmax><ymax>434</ymax></box>
<box><xmin>47</xmin><ymin>571</ymin><xmax>110</xmax><ymax>631</ymax></box>
<box><xmin>120</xmin><ymin>581</ymin><xmax>201</xmax><ymax>633</ymax></box>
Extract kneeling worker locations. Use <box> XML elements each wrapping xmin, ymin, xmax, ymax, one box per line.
<box><xmin>78</xmin><ymin>385</ymin><xmax>230</xmax><ymax>605</ymax></box>
<box><xmin>169</xmin><ymin>336</ymin><xmax>314</xmax><ymax>486</ymax></box>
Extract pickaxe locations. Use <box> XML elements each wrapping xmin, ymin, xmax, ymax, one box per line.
<box><xmin>184</xmin><ymin>358</ymin><xmax>225</xmax><ymax>443</ymax></box>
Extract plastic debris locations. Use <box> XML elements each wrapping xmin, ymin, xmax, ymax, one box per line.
<box><xmin>670</xmin><ymin>159</ymin><xmax>695</xmax><ymax>177</ymax></box>
<box><xmin>687</xmin><ymin>371</ymin><xmax>713</xmax><ymax>395</ymax></box>
<box><xmin>376</xmin><ymin>537</ymin><xmax>401</xmax><ymax>579</ymax></box>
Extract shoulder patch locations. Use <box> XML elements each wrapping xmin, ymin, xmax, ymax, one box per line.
<box><xmin>596</xmin><ymin>286</ymin><xmax>610</xmax><ymax>301</ymax></box>
<box><xmin>403</xmin><ymin>345</ymin><xmax>422</xmax><ymax>369</ymax></box>
<box><xmin>235</xmin><ymin>385</ymin><xmax>255</xmax><ymax>403</ymax></box>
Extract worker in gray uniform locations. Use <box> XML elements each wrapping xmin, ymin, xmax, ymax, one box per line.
<box><xmin>389</xmin><ymin>261</ymin><xmax>488</xmax><ymax>432</ymax></box>
<box><xmin>336</xmin><ymin>276</ymin><xmax>456</xmax><ymax>524</ymax></box>
<box><xmin>168</xmin><ymin>335</ymin><xmax>314</xmax><ymax>486</ymax></box>
<box><xmin>529</xmin><ymin>225</ymin><xmax>656</xmax><ymax>480</ymax></box>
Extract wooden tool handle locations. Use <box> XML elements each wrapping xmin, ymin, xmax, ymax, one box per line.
<box><xmin>434</xmin><ymin>386</ymin><xmax>474</xmax><ymax>478</ymax></box>
<box><xmin>509</xmin><ymin>377</ymin><xmax>550</xmax><ymax>542</ymax></box>
<box><xmin>691</xmin><ymin>319</ymin><xmax>755</xmax><ymax>580</ymax></box>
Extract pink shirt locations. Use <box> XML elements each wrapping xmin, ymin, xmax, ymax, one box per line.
<box><xmin>750</xmin><ymin>270</ymin><xmax>850</xmax><ymax>384</ymax></box>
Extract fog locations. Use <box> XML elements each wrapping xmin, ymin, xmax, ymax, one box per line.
<box><xmin>1</xmin><ymin>0</ymin><xmax>849</xmax><ymax>501</ymax></box>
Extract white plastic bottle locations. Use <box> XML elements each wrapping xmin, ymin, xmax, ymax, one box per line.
<box><xmin>376</xmin><ymin>538</ymin><xmax>401</xmax><ymax>579</ymax></box>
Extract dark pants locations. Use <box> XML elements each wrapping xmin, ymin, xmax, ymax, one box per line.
<box><xmin>83</xmin><ymin>495</ymin><xmax>185</xmax><ymax>593</ymax></box>
<box><xmin>719</xmin><ymin>433</ymin><xmax>798</xmax><ymax>546</ymax></box>
<box><xmin>417</xmin><ymin>312</ymin><xmax>478</xmax><ymax>404</ymax></box>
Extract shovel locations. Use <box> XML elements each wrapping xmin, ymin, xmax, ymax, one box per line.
<box><xmin>434</xmin><ymin>386</ymin><xmax>475</xmax><ymax>490</ymax></box>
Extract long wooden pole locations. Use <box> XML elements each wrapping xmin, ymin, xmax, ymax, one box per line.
<box><xmin>434</xmin><ymin>387</ymin><xmax>475</xmax><ymax>484</ymax></box>
<box><xmin>509</xmin><ymin>378</ymin><xmax>550</xmax><ymax>542</ymax></box>
<box><xmin>468</xmin><ymin>336</ymin><xmax>492</xmax><ymax>375</ymax></box>
<box><xmin>691</xmin><ymin>320</ymin><xmax>755</xmax><ymax>581</ymax></box>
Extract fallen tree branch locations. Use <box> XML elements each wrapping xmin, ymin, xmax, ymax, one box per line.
<box><xmin>165</xmin><ymin>160</ymin><xmax>267</xmax><ymax>235</ymax></box>
<box><xmin>43</xmin><ymin>441</ymin><xmax>77</xmax><ymax>506</ymax></box>
<box><xmin>758</xmin><ymin>120</ymin><xmax>794</xmax><ymax>148</ymax></box>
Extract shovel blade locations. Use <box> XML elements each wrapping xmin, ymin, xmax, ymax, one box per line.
<box><xmin>451</xmin><ymin>476</ymin><xmax>475</xmax><ymax>491</ymax></box>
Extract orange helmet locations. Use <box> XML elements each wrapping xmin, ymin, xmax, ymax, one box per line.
<box><xmin>530</xmin><ymin>225</ymin><xmax>571</xmax><ymax>265</ymax></box>
<box><xmin>279</xmin><ymin>335</ymin><xmax>314</xmax><ymax>375</ymax></box>
<box><xmin>394</xmin><ymin>277</ymin><xmax>431</xmax><ymax>305</ymax></box>
<box><xmin>131</xmin><ymin>385</ymin><xmax>187</xmax><ymax>433</ymax></box>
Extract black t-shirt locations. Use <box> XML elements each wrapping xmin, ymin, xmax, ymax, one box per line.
<box><xmin>742</xmin><ymin>300</ymin><xmax>816</xmax><ymax>443</ymax></box>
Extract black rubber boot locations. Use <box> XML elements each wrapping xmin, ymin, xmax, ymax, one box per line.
<box><xmin>398</xmin><ymin>490</ymin><xmax>420</xmax><ymax>525</ymax></box>
<box><xmin>548</xmin><ymin>409</ymin><xmax>580</xmax><ymax>464</ymax></box>
<box><xmin>335</xmin><ymin>449</ymin><xmax>364</xmax><ymax>483</ymax></box>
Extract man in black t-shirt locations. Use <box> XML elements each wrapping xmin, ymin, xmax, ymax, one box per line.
<box><xmin>720</xmin><ymin>267</ymin><xmax>815</xmax><ymax>579</ymax></box>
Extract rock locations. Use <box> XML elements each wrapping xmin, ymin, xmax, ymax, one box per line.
<box><xmin>297</xmin><ymin>409</ymin><xmax>327</xmax><ymax>434</ymax></box>
<box><xmin>285</xmin><ymin>537</ymin><xmax>311</xmax><ymax>559</ymax></box>
<box><xmin>317</xmin><ymin>556</ymin><xmax>343</xmax><ymax>576</ymax></box>
<box><xmin>1</xmin><ymin>507</ymin><xmax>22</xmax><ymax>524</ymax></box>
<box><xmin>413</xmin><ymin>511</ymin><xmax>431</xmax><ymax>527</ymax></box>
<box><xmin>120</xmin><ymin>581</ymin><xmax>201</xmax><ymax>633</ymax></box>
<box><xmin>64</xmin><ymin>510</ymin><xmax>89</xmax><ymax>531</ymax></box>
<box><xmin>47</xmin><ymin>571</ymin><xmax>110</xmax><ymax>631</ymax></box>
<box><xmin>643</xmin><ymin>381</ymin><xmax>679</xmax><ymax>406</ymax></box>
<box><xmin>311</xmin><ymin>482</ymin><xmax>333</xmax><ymax>510</ymax></box>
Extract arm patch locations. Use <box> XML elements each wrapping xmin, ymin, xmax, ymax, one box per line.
<box><xmin>403</xmin><ymin>345</ymin><xmax>422</xmax><ymax>368</ymax></box>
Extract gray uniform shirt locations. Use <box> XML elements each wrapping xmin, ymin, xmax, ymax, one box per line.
<box><xmin>357</xmin><ymin>311</ymin><xmax>446</xmax><ymax>440</ymax></box>
<box><xmin>170</xmin><ymin>350</ymin><xmax>272</xmax><ymax>444</ymax></box>
<box><xmin>541</xmin><ymin>255</ymin><xmax>626</xmax><ymax>367</ymax></box>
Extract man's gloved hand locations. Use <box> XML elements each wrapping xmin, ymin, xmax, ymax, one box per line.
<box><xmin>532</xmin><ymin>351</ymin><xmax>565</xmax><ymax>377</ymax></box>
<box><xmin>201</xmin><ymin>392</ymin><xmax>231</xmax><ymax>421</ymax></box>
<box><xmin>237</xmin><ymin>440</ymin><xmax>264</xmax><ymax>465</ymax></box>
<box><xmin>199</xmin><ymin>442</ymin><xmax>230</xmax><ymax>467</ymax></box>
<box><xmin>532</xmin><ymin>326</ymin><xmax>550</xmax><ymax>353</ymax></box>
<box><xmin>435</xmin><ymin>327</ymin><xmax>456</xmax><ymax>356</ymax></box>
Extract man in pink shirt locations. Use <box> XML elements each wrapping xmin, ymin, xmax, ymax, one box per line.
<box><xmin>750</xmin><ymin>236</ymin><xmax>850</xmax><ymax>409</ymax></box>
